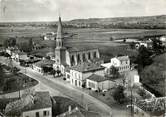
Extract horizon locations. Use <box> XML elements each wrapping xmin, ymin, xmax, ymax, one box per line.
<box><xmin>0</xmin><ymin>0</ymin><xmax>166</xmax><ymax>22</ymax></box>
<box><xmin>0</xmin><ymin>14</ymin><xmax>165</xmax><ymax>23</ymax></box>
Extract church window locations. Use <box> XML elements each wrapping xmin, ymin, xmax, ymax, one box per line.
<box><xmin>77</xmin><ymin>54</ymin><xmax>81</xmax><ymax>63</ymax></box>
<box><xmin>94</xmin><ymin>52</ymin><xmax>97</xmax><ymax>58</ymax></box>
<box><xmin>71</xmin><ymin>55</ymin><xmax>75</xmax><ymax>66</ymax></box>
<box><xmin>88</xmin><ymin>52</ymin><xmax>91</xmax><ymax>59</ymax></box>
<box><xmin>82</xmin><ymin>53</ymin><xmax>86</xmax><ymax>61</ymax></box>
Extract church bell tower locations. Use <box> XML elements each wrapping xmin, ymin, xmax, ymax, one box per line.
<box><xmin>54</xmin><ymin>16</ymin><xmax>66</xmax><ymax>66</ymax></box>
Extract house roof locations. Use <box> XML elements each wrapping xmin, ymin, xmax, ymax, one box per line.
<box><xmin>116</xmin><ymin>56</ymin><xmax>129</xmax><ymax>61</ymax></box>
<box><xmin>70</xmin><ymin>62</ymin><xmax>104</xmax><ymax>73</ymax></box>
<box><xmin>87</xmin><ymin>74</ymin><xmax>109</xmax><ymax>82</ymax></box>
<box><xmin>101</xmin><ymin>63</ymin><xmax>112</xmax><ymax>68</ymax></box>
<box><xmin>66</xmin><ymin>46</ymin><xmax>98</xmax><ymax>53</ymax></box>
<box><xmin>5</xmin><ymin>92</ymin><xmax>52</xmax><ymax>116</ymax></box>
<box><xmin>34</xmin><ymin>59</ymin><xmax>54</xmax><ymax>68</ymax></box>
<box><xmin>23</xmin><ymin>92</ymin><xmax>52</xmax><ymax>112</ymax></box>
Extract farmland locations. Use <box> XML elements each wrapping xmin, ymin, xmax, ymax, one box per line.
<box><xmin>0</xmin><ymin>24</ymin><xmax>166</xmax><ymax>57</ymax></box>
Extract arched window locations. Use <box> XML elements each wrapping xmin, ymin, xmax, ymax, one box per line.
<box><xmin>93</xmin><ymin>51</ymin><xmax>97</xmax><ymax>58</ymax></box>
<box><xmin>77</xmin><ymin>54</ymin><xmax>81</xmax><ymax>63</ymax></box>
<box><xmin>71</xmin><ymin>55</ymin><xmax>75</xmax><ymax>66</ymax></box>
<box><xmin>88</xmin><ymin>52</ymin><xmax>91</xmax><ymax>59</ymax></box>
<box><xmin>82</xmin><ymin>53</ymin><xmax>86</xmax><ymax>61</ymax></box>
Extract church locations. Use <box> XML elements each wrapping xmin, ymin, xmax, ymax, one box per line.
<box><xmin>53</xmin><ymin>16</ymin><xmax>101</xmax><ymax>74</ymax></box>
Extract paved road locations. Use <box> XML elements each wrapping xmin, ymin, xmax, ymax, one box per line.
<box><xmin>0</xmin><ymin>56</ymin><xmax>132</xmax><ymax>117</ymax></box>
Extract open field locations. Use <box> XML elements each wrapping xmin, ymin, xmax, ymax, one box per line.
<box><xmin>0</xmin><ymin>25</ymin><xmax>165</xmax><ymax>57</ymax></box>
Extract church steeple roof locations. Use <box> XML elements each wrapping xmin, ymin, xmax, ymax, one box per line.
<box><xmin>56</xmin><ymin>16</ymin><xmax>63</xmax><ymax>40</ymax></box>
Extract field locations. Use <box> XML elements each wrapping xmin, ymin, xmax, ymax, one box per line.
<box><xmin>0</xmin><ymin>25</ymin><xmax>166</xmax><ymax>57</ymax></box>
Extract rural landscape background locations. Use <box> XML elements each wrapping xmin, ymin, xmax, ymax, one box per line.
<box><xmin>0</xmin><ymin>0</ymin><xmax>166</xmax><ymax>116</ymax></box>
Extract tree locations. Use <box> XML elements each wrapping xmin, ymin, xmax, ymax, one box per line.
<box><xmin>28</xmin><ymin>38</ymin><xmax>33</xmax><ymax>52</ymax></box>
<box><xmin>18</xmin><ymin>42</ymin><xmax>31</xmax><ymax>53</ymax></box>
<box><xmin>123</xmin><ymin>39</ymin><xmax>126</xmax><ymax>43</ymax></box>
<box><xmin>56</xmin><ymin>69</ymin><xmax>61</xmax><ymax>76</ymax></box>
<box><xmin>105</xmin><ymin>66</ymin><xmax>119</xmax><ymax>79</ymax></box>
<box><xmin>3</xmin><ymin>38</ymin><xmax>16</xmax><ymax>48</ymax></box>
<box><xmin>136</xmin><ymin>45</ymin><xmax>153</xmax><ymax>73</ymax></box>
<box><xmin>129</xmin><ymin>42</ymin><xmax>136</xmax><ymax>49</ymax></box>
<box><xmin>51</xmin><ymin>69</ymin><xmax>56</xmax><ymax>78</ymax></box>
<box><xmin>113</xmin><ymin>86</ymin><xmax>126</xmax><ymax>104</ymax></box>
<box><xmin>0</xmin><ymin>64</ymin><xmax>5</xmax><ymax>90</ymax></box>
<box><xmin>152</xmin><ymin>38</ymin><xmax>165</xmax><ymax>54</ymax></box>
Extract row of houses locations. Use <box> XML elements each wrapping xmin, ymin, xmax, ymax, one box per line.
<box><xmin>24</xmin><ymin>54</ymin><xmax>138</xmax><ymax>92</ymax></box>
<box><xmin>4</xmin><ymin>91</ymin><xmax>102</xmax><ymax>117</ymax></box>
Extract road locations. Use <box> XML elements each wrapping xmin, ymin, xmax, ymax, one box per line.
<box><xmin>0</xmin><ymin>56</ymin><xmax>132</xmax><ymax>117</ymax></box>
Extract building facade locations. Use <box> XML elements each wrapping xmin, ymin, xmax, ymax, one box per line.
<box><xmin>86</xmin><ymin>74</ymin><xmax>115</xmax><ymax>91</ymax></box>
<box><xmin>102</xmin><ymin>56</ymin><xmax>130</xmax><ymax>74</ymax></box>
<box><xmin>69</xmin><ymin>62</ymin><xmax>104</xmax><ymax>88</ymax></box>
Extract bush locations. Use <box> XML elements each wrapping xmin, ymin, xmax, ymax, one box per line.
<box><xmin>113</xmin><ymin>86</ymin><xmax>126</xmax><ymax>104</ymax></box>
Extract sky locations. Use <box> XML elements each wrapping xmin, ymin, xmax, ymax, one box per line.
<box><xmin>0</xmin><ymin>0</ymin><xmax>166</xmax><ymax>22</ymax></box>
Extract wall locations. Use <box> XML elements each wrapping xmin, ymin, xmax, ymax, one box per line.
<box><xmin>98</xmin><ymin>80</ymin><xmax>115</xmax><ymax>90</ymax></box>
<box><xmin>86</xmin><ymin>79</ymin><xmax>98</xmax><ymax>90</ymax></box>
<box><xmin>22</xmin><ymin>107</ymin><xmax>52</xmax><ymax>117</ymax></box>
<box><xmin>86</xmin><ymin>80</ymin><xmax>115</xmax><ymax>91</ymax></box>
<box><xmin>32</xmin><ymin>65</ymin><xmax>42</xmax><ymax>73</ymax></box>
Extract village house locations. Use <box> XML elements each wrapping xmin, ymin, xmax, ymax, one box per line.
<box><xmin>32</xmin><ymin>59</ymin><xmax>54</xmax><ymax>73</ymax></box>
<box><xmin>69</xmin><ymin>62</ymin><xmax>105</xmax><ymax>88</ymax></box>
<box><xmin>86</xmin><ymin>74</ymin><xmax>115</xmax><ymax>91</ymax></box>
<box><xmin>124</xmin><ymin>70</ymin><xmax>140</xmax><ymax>87</ymax></box>
<box><xmin>11</xmin><ymin>51</ymin><xmax>28</xmax><ymax>62</ymax></box>
<box><xmin>101</xmin><ymin>55</ymin><xmax>130</xmax><ymax>74</ymax></box>
<box><xmin>135</xmin><ymin>41</ymin><xmax>152</xmax><ymax>49</ymax></box>
<box><xmin>5</xmin><ymin>47</ymin><xmax>19</xmax><ymax>55</ymax></box>
<box><xmin>43</xmin><ymin>32</ymin><xmax>56</xmax><ymax>40</ymax></box>
<box><xmin>5</xmin><ymin>91</ymin><xmax>52</xmax><ymax>117</ymax></box>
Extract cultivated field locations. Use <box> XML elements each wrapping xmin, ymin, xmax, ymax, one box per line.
<box><xmin>0</xmin><ymin>25</ymin><xmax>166</xmax><ymax>57</ymax></box>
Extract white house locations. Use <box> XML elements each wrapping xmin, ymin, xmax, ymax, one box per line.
<box><xmin>125</xmin><ymin>70</ymin><xmax>140</xmax><ymax>87</ymax></box>
<box><xmin>43</xmin><ymin>32</ymin><xmax>56</xmax><ymax>40</ymax></box>
<box><xmin>5</xmin><ymin>92</ymin><xmax>52</xmax><ymax>117</ymax></box>
<box><xmin>69</xmin><ymin>62</ymin><xmax>105</xmax><ymax>88</ymax></box>
<box><xmin>101</xmin><ymin>56</ymin><xmax>130</xmax><ymax>74</ymax></box>
<box><xmin>5</xmin><ymin>47</ymin><xmax>18</xmax><ymax>55</ymax></box>
<box><xmin>160</xmin><ymin>36</ymin><xmax>166</xmax><ymax>42</ymax></box>
<box><xmin>22</xmin><ymin>92</ymin><xmax>52</xmax><ymax>117</ymax></box>
<box><xmin>86</xmin><ymin>74</ymin><xmax>115</xmax><ymax>91</ymax></box>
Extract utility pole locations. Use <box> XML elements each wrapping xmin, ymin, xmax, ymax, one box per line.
<box><xmin>131</xmin><ymin>86</ymin><xmax>133</xmax><ymax>117</ymax></box>
<box><xmin>130</xmin><ymin>76</ymin><xmax>134</xmax><ymax>117</ymax></box>
<box><xmin>163</xmin><ymin>77</ymin><xmax>166</xmax><ymax>117</ymax></box>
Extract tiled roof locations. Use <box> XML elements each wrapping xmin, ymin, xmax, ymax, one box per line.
<box><xmin>87</xmin><ymin>74</ymin><xmax>109</xmax><ymax>82</ymax></box>
<box><xmin>70</xmin><ymin>62</ymin><xmax>104</xmax><ymax>73</ymax></box>
<box><xmin>5</xmin><ymin>92</ymin><xmax>52</xmax><ymax>116</ymax></box>
<box><xmin>23</xmin><ymin>92</ymin><xmax>52</xmax><ymax>112</ymax></box>
<box><xmin>66</xmin><ymin>46</ymin><xmax>98</xmax><ymax>53</ymax></box>
<box><xmin>116</xmin><ymin>56</ymin><xmax>129</xmax><ymax>61</ymax></box>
